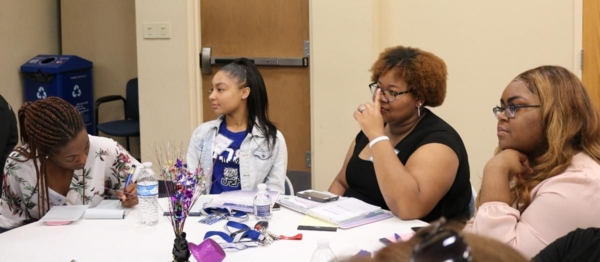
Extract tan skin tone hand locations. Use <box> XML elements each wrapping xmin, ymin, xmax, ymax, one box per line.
<box><xmin>479</xmin><ymin>149</ymin><xmax>532</xmax><ymax>207</ymax></box>
<box><xmin>328</xmin><ymin>72</ymin><xmax>460</xmax><ymax>220</ymax></box>
<box><xmin>45</xmin><ymin>129</ymin><xmax>139</xmax><ymax>208</ymax></box>
<box><xmin>116</xmin><ymin>183</ymin><xmax>139</xmax><ymax>207</ymax></box>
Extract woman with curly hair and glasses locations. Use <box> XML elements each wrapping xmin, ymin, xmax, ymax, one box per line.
<box><xmin>328</xmin><ymin>46</ymin><xmax>472</xmax><ymax>222</ymax></box>
<box><xmin>465</xmin><ymin>66</ymin><xmax>600</xmax><ymax>258</ymax></box>
<box><xmin>0</xmin><ymin>97</ymin><xmax>140</xmax><ymax>230</ymax></box>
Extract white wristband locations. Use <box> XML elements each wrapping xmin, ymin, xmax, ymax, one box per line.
<box><xmin>369</xmin><ymin>136</ymin><xmax>389</xmax><ymax>148</ymax></box>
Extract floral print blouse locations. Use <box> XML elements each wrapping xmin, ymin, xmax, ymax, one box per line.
<box><xmin>0</xmin><ymin>135</ymin><xmax>140</xmax><ymax>229</ymax></box>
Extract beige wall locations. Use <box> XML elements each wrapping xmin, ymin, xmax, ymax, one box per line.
<box><xmin>130</xmin><ymin>0</ymin><xmax>578</xmax><ymax>190</ymax></box>
<box><xmin>135</xmin><ymin>0</ymin><xmax>201</xmax><ymax>170</ymax></box>
<box><xmin>310</xmin><ymin>0</ymin><xmax>578</xmax><ymax>191</ymax></box>
<box><xmin>309</xmin><ymin>0</ymin><xmax>381</xmax><ymax>190</ymax></box>
<box><xmin>61</xmin><ymin>0</ymin><xmax>140</xmax><ymax>157</ymax></box>
<box><xmin>0</xmin><ymin>0</ymin><xmax>59</xmax><ymax>120</ymax></box>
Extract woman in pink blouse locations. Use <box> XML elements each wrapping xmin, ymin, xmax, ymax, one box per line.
<box><xmin>465</xmin><ymin>65</ymin><xmax>600</xmax><ymax>258</ymax></box>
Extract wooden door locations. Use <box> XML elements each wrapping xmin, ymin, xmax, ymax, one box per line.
<box><xmin>200</xmin><ymin>0</ymin><xmax>310</xmax><ymax>173</ymax></box>
<box><xmin>583</xmin><ymin>0</ymin><xmax>600</xmax><ymax>108</ymax></box>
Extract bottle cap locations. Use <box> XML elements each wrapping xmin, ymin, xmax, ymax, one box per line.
<box><xmin>257</xmin><ymin>183</ymin><xmax>267</xmax><ymax>190</ymax></box>
<box><xmin>143</xmin><ymin>162</ymin><xmax>152</xmax><ymax>168</ymax></box>
<box><xmin>317</xmin><ymin>238</ymin><xmax>330</xmax><ymax>247</ymax></box>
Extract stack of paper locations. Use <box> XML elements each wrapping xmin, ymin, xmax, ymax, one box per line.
<box><xmin>207</xmin><ymin>190</ymin><xmax>280</xmax><ymax>212</ymax></box>
<box><xmin>40</xmin><ymin>205</ymin><xmax>88</xmax><ymax>224</ymax></box>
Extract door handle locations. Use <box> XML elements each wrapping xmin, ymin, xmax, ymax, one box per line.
<box><xmin>200</xmin><ymin>46</ymin><xmax>309</xmax><ymax>75</ymax></box>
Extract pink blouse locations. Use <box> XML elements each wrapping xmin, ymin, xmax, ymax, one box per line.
<box><xmin>464</xmin><ymin>152</ymin><xmax>600</xmax><ymax>258</ymax></box>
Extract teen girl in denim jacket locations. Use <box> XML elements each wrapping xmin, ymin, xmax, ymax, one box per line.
<box><xmin>187</xmin><ymin>58</ymin><xmax>287</xmax><ymax>193</ymax></box>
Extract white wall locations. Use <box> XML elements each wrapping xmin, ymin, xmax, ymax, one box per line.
<box><xmin>309</xmin><ymin>0</ymin><xmax>578</xmax><ymax>190</ymax></box>
<box><xmin>61</xmin><ymin>0</ymin><xmax>139</xmax><ymax>157</ymax></box>
<box><xmin>135</xmin><ymin>0</ymin><xmax>201</xmax><ymax>169</ymax></box>
<box><xmin>0</xmin><ymin>0</ymin><xmax>59</xmax><ymax>119</ymax></box>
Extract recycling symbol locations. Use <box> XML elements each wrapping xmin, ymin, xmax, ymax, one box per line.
<box><xmin>36</xmin><ymin>87</ymin><xmax>47</xmax><ymax>99</ymax></box>
<box><xmin>72</xmin><ymin>85</ymin><xmax>82</xmax><ymax>98</ymax></box>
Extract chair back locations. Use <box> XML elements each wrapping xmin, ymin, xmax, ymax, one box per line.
<box><xmin>125</xmin><ymin>78</ymin><xmax>139</xmax><ymax>120</ymax></box>
<box><xmin>469</xmin><ymin>186</ymin><xmax>477</xmax><ymax>218</ymax></box>
<box><xmin>284</xmin><ymin>176</ymin><xmax>295</xmax><ymax>196</ymax></box>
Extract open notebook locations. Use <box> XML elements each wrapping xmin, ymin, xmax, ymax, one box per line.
<box><xmin>40</xmin><ymin>200</ymin><xmax>131</xmax><ymax>224</ymax></box>
<box><xmin>84</xmin><ymin>200</ymin><xmax>130</xmax><ymax>219</ymax></box>
<box><xmin>277</xmin><ymin>196</ymin><xmax>392</xmax><ymax>229</ymax></box>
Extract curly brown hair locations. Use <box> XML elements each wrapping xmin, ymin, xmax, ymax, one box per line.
<box><xmin>370</xmin><ymin>46</ymin><xmax>447</xmax><ymax>107</ymax></box>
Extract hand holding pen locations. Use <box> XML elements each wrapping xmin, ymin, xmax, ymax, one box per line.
<box><xmin>117</xmin><ymin>165</ymin><xmax>139</xmax><ymax>207</ymax></box>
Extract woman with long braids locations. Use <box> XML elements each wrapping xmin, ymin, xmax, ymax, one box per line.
<box><xmin>0</xmin><ymin>97</ymin><xmax>139</xmax><ymax>230</ymax></box>
<box><xmin>187</xmin><ymin>58</ymin><xmax>287</xmax><ymax>193</ymax></box>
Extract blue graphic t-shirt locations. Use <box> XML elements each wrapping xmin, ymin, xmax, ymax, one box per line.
<box><xmin>210</xmin><ymin>121</ymin><xmax>248</xmax><ymax>194</ymax></box>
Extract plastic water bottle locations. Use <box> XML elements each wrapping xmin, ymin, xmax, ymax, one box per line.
<box><xmin>137</xmin><ymin>162</ymin><xmax>159</xmax><ymax>226</ymax></box>
<box><xmin>310</xmin><ymin>239</ymin><xmax>338</xmax><ymax>262</ymax></box>
<box><xmin>253</xmin><ymin>183</ymin><xmax>272</xmax><ymax>221</ymax></box>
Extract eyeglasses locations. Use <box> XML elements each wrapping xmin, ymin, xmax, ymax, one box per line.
<box><xmin>492</xmin><ymin>105</ymin><xmax>541</xmax><ymax>119</ymax></box>
<box><xmin>410</xmin><ymin>217</ymin><xmax>472</xmax><ymax>262</ymax></box>
<box><xmin>369</xmin><ymin>82</ymin><xmax>411</xmax><ymax>102</ymax></box>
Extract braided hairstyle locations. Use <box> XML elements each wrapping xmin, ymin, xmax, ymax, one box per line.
<box><xmin>14</xmin><ymin>97</ymin><xmax>86</xmax><ymax>219</ymax></box>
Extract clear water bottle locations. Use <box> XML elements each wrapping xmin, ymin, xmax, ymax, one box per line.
<box><xmin>310</xmin><ymin>239</ymin><xmax>338</xmax><ymax>262</ymax></box>
<box><xmin>137</xmin><ymin>162</ymin><xmax>159</xmax><ymax>226</ymax></box>
<box><xmin>253</xmin><ymin>183</ymin><xmax>272</xmax><ymax>221</ymax></box>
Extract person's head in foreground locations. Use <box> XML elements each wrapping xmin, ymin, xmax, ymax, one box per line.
<box><xmin>345</xmin><ymin>218</ymin><xmax>528</xmax><ymax>262</ymax></box>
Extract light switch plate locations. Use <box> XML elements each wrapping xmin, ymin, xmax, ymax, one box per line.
<box><xmin>156</xmin><ymin>23</ymin><xmax>171</xmax><ymax>39</ymax></box>
<box><xmin>142</xmin><ymin>22</ymin><xmax>171</xmax><ymax>39</ymax></box>
<box><xmin>142</xmin><ymin>23</ymin><xmax>155</xmax><ymax>39</ymax></box>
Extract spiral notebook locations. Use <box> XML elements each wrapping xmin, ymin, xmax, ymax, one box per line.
<box><xmin>277</xmin><ymin>196</ymin><xmax>392</xmax><ymax>229</ymax></box>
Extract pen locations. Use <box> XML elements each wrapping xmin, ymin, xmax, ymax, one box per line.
<box><xmin>120</xmin><ymin>165</ymin><xmax>136</xmax><ymax>206</ymax></box>
<box><xmin>124</xmin><ymin>165</ymin><xmax>137</xmax><ymax>189</ymax></box>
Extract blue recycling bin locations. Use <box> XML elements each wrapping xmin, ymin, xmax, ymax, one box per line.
<box><xmin>21</xmin><ymin>55</ymin><xmax>95</xmax><ymax>135</ymax></box>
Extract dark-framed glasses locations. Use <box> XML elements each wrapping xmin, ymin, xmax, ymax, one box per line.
<box><xmin>368</xmin><ymin>82</ymin><xmax>411</xmax><ymax>102</ymax></box>
<box><xmin>410</xmin><ymin>217</ymin><xmax>472</xmax><ymax>262</ymax></box>
<box><xmin>492</xmin><ymin>105</ymin><xmax>541</xmax><ymax>119</ymax></box>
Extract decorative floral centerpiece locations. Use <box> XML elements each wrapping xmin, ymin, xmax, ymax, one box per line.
<box><xmin>154</xmin><ymin>143</ymin><xmax>225</xmax><ymax>262</ymax></box>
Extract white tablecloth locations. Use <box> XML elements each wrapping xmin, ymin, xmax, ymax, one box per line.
<box><xmin>0</xmin><ymin>197</ymin><xmax>428</xmax><ymax>262</ymax></box>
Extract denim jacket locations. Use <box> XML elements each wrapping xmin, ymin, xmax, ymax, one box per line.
<box><xmin>186</xmin><ymin>116</ymin><xmax>287</xmax><ymax>193</ymax></box>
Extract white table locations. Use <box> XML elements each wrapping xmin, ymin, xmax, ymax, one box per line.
<box><xmin>0</xmin><ymin>197</ymin><xmax>427</xmax><ymax>262</ymax></box>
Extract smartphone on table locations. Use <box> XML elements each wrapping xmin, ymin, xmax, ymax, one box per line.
<box><xmin>296</xmin><ymin>190</ymin><xmax>339</xmax><ymax>203</ymax></box>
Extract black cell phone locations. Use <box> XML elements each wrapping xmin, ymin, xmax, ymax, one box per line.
<box><xmin>273</xmin><ymin>203</ymin><xmax>281</xmax><ymax>210</ymax></box>
<box><xmin>296</xmin><ymin>190</ymin><xmax>339</xmax><ymax>203</ymax></box>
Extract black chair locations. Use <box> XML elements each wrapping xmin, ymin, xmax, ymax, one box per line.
<box><xmin>94</xmin><ymin>78</ymin><xmax>139</xmax><ymax>152</ymax></box>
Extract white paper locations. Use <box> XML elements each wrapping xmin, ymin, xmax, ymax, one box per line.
<box><xmin>207</xmin><ymin>190</ymin><xmax>280</xmax><ymax>212</ymax></box>
<box><xmin>40</xmin><ymin>205</ymin><xmax>88</xmax><ymax>222</ymax></box>
<box><xmin>83</xmin><ymin>200</ymin><xmax>130</xmax><ymax>219</ymax></box>
<box><xmin>308</xmin><ymin>198</ymin><xmax>381</xmax><ymax>224</ymax></box>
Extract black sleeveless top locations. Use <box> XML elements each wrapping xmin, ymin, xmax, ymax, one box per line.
<box><xmin>344</xmin><ymin>109</ymin><xmax>471</xmax><ymax>222</ymax></box>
